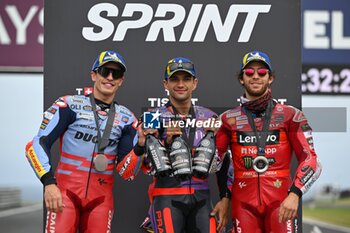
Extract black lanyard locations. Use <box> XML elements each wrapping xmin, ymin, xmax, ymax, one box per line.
<box><xmin>245</xmin><ymin>100</ymin><xmax>273</xmax><ymax>156</ymax></box>
<box><xmin>165</xmin><ymin>101</ymin><xmax>196</xmax><ymax>147</ymax></box>
<box><xmin>89</xmin><ymin>94</ymin><xmax>116</xmax><ymax>154</ymax></box>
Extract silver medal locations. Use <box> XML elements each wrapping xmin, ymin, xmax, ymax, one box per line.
<box><xmin>93</xmin><ymin>153</ymin><xmax>108</xmax><ymax>172</ymax></box>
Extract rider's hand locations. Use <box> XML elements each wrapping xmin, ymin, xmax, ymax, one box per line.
<box><xmin>137</xmin><ymin>123</ymin><xmax>159</xmax><ymax>147</ymax></box>
<box><xmin>210</xmin><ymin>197</ymin><xmax>231</xmax><ymax>232</ymax></box>
<box><xmin>278</xmin><ymin>192</ymin><xmax>299</xmax><ymax>222</ymax></box>
<box><xmin>165</xmin><ymin>123</ymin><xmax>182</xmax><ymax>145</ymax></box>
<box><xmin>44</xmin><ymin>184</ymin><xmax>64</xmax><ymax>213</ymax></box>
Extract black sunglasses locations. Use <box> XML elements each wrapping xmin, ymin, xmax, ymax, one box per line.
<box><xmin>96</xmin><ymin>67</ymin><xmax>124</xmax><ymax>80</ymax></box>
<box><xmin>167</xmin><ymin>62</ymin><xmax>194</xmax><ymax>73</ymax></box>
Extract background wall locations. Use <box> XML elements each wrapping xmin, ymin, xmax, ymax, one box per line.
<box><xmin>0</xmin><ymin>0</ymin><xmax>349</xmax><ymax>232</ymax></box>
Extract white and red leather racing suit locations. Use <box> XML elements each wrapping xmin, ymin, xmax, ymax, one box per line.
<box><xmin>216</xmin><ymin>101</ymin><xmax>322</xmax><ymax>233</ymax></box>
<box><xmin>25</xmin><ymin>95</ymin><xmax>143</xmax><ymax>233</ymax></box>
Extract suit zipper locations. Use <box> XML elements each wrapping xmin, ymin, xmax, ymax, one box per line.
<box><xmin>85</xmin><ymin>144</ymin><xmax>96</xmax><ymax>198</ymax></box>
<box><xmin>258</xmin><ymin>174</ymin><xmax>262</xmax><ymax>205</ymax></box>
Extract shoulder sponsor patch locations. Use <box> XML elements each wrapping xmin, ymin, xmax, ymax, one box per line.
<box><xmin>236</xmin><ymin>115</ymin><xmax>247</xmax><ymax>121</ymax></box>
<box><xmin>54</xmin><ymin>97</ymin><xmax>67</xmax><ymax>108</ymax></box>
<box><xmin>196</xmin><ymin>110</ymin><xmax>205</xmax><ymax>118</ymax></box>
<box><xmin>42</xmin><ymin>118</ymin><xmax>50</xmax><ymax>124</ymax></box>
<box><xmin>26</xmin><ymin>146</ymin><xmax>46</xmax><ymax>177</ymax></box>
<box><xmin>301</xmin><ymin>124</ymin><xmax>311</xmax><ymax>132</ymax></box>
<box><xmin>226</xmin><ymin>111</ymin><xmax>241</xmax><ymax>118</ymax></box>
<box><xmin>47</xmin><ymin>107</ymin><xmax>57</xmax><ymax>114</ymax></box>
<box><xmin>227</xmin><ymin>118</ymin><xmax>236</xmax><ymax>125</ymax></box>
<box><xmin>292</xmin><ymin>109</ymin><xmax>307</xmax><ymax>122</ymax></box>
<box><xmin>300</xmin><ymin>167</ymin><xmax>315</xmax><ymax>184</ymax></box>
<box><xmin>303</xmin><ymin>131</ymin><xmax>313</xmax><ymax>138</ymax></box>
<box><xmin>276</xmin><ymin>106</ymin><xmax>284</xmax><ymax>112</ymax></box>
<box><xmin>236</xmin><ymin>120</ymin><xmax>248</xmax><ymax>125</ymax></box>
<box><xmin>78</xmin><ymin>112</ymin><xmax>94</xmax><ymax>121</ymax></box>
<box><xmin>43</xmin><ymin>108</ymin><xmax>56</xmax><ymax>121</ymax></box>
<box><xmin>301</xmin><ymin>165</ymin><xmax>310</xmax><ymax>172</ymax></box>
<box><xmin>122</xmin><ymin>117</ymin><xmax>129</xmax><ymax>123</ymax></box>
<box><xmin>307</xmin><ymin>137</ymin><xmax>314</xmax><ymax>150</ymax></box>
<box><xmin>83</xmin><ymin>105</ymin><xmax>93</xmax><ymax>111</ymax></box>
<box><xmin>275</xmin><ymin>115</ymin><xmax>284</xmax><ymax>122</ymax></box>
<box><xmin>71</xmin><ymin>97</ymin><xmax>84</xmax><ymax>103</ymax></box>
<box><xmin>119</xmin><ymin>108</ymin><xmax>132</xmax><ymax>117</ymax></box>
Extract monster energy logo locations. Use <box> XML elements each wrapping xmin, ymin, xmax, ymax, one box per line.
<box><xmin>242</xmin><ymin>156</ymin><xmax>253</xmax><ymax>169</ymax></box>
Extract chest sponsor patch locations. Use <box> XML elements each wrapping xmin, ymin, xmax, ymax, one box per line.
<box><xmin>293</xmin><ymin>109</ymin><xmax>307</xmax><ymax>122</ymax></box>
<box><xmin>236</xmin><ymin>130</ymin><xmax>280</xmax><ymax>146</ymax></box>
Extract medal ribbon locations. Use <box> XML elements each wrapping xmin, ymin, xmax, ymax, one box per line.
<box><xmin>89</xmin><ymin>94</ymin><xmax>116</xmax><ymax>154</ymax></box>
<box><xmin>244</xmin><ymin>100</ymin><xmax>273</xmax><ymax>157</ymax></box>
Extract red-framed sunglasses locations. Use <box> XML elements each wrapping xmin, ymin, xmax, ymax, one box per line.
<box><xmin>243</xmin><ymin>68</ymin><xmax>270</xmax><ymax>77</ymax></box>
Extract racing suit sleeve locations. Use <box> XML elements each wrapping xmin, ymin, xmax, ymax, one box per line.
<box><xmin>116</xmin><ymin>117</ymin><xmax>144</xmax><ymax>181</ymax></box>
<box><xmin>216</xmin><ymin>153</ymin><xmax>232</xmax><ymax>199</ymax></box>
<box><xmin>25</xmin><ymin>96</ymin><xmax>76</xmax><ymax>186</ymax></box>
<box><xmin>287</xmin><ymin>107</ymin><xmax>322</xmax><ymax>198</ymax></box>
<box><xmin>215</xmin><ymin>113</ymin><xmax>231</xmax><ymax>158</ymax></box>
<box><xmin>215</xmin><ymin>113</ymin><xmax>233</xmax><ymax>199</ymax></box>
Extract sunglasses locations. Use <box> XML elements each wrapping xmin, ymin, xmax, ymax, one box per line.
<box><xmin>96</xmin><ymin>67</ymin><xmax>124</xmax><ymax>80</ymax></box>
<box><xmin>243</xmin><ymin>68</ymin><xmax>270</xmax><ymax>77</ymax></box>
<box><xmin>167</xmin><ymin>62</ymin><xmax>194</xmax><ymax>74</ymax></box>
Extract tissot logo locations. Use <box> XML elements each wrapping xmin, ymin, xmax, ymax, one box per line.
<box><xmin>237</xmin><ymin>131</ymin><xmax>280</xmax><ymax>146</ymax></box>
<box><xmin>82</xmin><ymin>3</ymin><xmax>271</xmax><ymax>42</ymax></box>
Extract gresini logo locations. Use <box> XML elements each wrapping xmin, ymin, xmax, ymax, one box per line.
<box><xmin>82</xmin><ymin>3</ymin><xmax>271</xmax><ymax>42</ymax></box>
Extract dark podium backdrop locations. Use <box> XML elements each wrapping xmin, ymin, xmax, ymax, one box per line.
<box><xmin>44</xmin><ymin>0</ymin><xmax>301</xmax><ymax>232</ymax></box>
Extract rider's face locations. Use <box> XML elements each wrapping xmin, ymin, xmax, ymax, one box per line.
<box><xmin>163</xmin><ymin>71</ymin><xmax>198</xmax><ymax>103</ymax></box>
<box><xmin>240</xmin><ymin>61</ymin><xmax>274</xmax><ymax>100</ymax></box>
<box><xmin>91</xmin><ymin>62</ymin><xmax>124</xmax><ymax>101</ymax></box>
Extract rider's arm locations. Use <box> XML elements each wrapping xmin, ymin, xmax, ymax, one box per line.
<box><xmin>287</xmin><ymin>107</ymin><xmax>322</xmax><ymax>198</ymax></box>
<box><xmin>116</xmin><ymin>115</ymin><xmax>144</xmax><ymax>180</ymax></box>
<box><xmin>25</xmin><ymin>96</ymin><xmax>76</xmax><ymax>186</ymax></box>
<box><xmin>216</xmin><ymin>153</ymin><xmax>232</xmax><ymax>199</ymax></box>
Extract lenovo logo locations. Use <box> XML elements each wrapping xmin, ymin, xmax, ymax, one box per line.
<box><xmin>237</xmin><ymin>131</ymin><xmax>280</xmax><ymax>146</ymax></box>
<box><xmin>82</xmin><ymin>3</ymin><xmax>271</xmax><ymax>42</ymax></box>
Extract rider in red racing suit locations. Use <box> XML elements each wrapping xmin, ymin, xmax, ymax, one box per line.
<box><xmin>216</xmin><ymin>51</ymin><xmax>322</xmax><ymax>233</ymax></box>
<box><xmin>25</xmin><ymin>51</ymin><xmax>143</xmax><ymax>233</ymax></box>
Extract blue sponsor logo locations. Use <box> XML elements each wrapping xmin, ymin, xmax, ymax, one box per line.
<box><xmin>143</xmin><ymin>110</ymin><xmax>161</xmax><ymax>129</ymax></box>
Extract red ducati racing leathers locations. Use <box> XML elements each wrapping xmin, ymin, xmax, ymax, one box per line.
<box><xmin>216</xmin><ymin>101</ymin><xmax>322</xmax><ymax>233</ymax></box>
